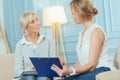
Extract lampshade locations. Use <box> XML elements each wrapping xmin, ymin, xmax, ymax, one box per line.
<box><xmin>42</xmin><ymin>5</ymin><xmax>68</xmax><ymax>26</ymax></box>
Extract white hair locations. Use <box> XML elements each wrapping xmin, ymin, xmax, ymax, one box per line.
<box><xmin>20</xmin><ymin>12</ymin><xmax>37</xmax><ymax>34</ymax></box>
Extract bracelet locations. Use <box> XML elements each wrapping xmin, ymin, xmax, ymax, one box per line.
<box><xmin>70</xmin><ymin>67</ymin><xmax>76</xmax><ymax>75</ymax></box>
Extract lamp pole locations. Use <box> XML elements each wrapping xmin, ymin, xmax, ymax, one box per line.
<box><xmin>52</xmin><ymin>23</ymin><xmax>67</xmax><ymax>63</ymax></box>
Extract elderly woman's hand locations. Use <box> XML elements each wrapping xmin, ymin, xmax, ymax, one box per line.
<box><xmin>51</xmin><ymin>60</ymin><xmax>72</xmax><ymax>77</ymax></box>
<box><xmin>30</xmin><ymin>64</ymin><xmax>35</xmax><ymax>71</ymax></box>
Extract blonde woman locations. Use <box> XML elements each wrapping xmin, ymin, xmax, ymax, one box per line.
<box><xmin>15</xmin><ymin>12</ymin><xmax>56</xmax><ymax>80</ymax></box>
<box><xmin>51</xmin><ymin>0</ymin><xmax>116</xmax><ymax>80</ymax></box>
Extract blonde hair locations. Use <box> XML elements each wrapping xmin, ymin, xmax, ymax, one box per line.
<box><xmin>70</xmin><ymin>0</ymin><xmax>98</xmax><ymax>21</ymax></box>
<box><xmin>20</xmin><ymin>12</ymin><xmax>37</xmax><ymax>33</ymax></box>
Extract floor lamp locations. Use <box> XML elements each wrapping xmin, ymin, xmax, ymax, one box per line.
<box><xmin>43</xmin><ymin>5</ymin><xmax>68</xmax><ymax>62</ymax></box>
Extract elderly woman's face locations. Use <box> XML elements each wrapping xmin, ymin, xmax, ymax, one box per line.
<box><xmin>27</xmin><ymin>15</ymin><xmax>40</xmax><ymax>33</ymax></box>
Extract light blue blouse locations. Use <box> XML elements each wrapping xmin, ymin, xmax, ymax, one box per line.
<box><xmin>14</xmin><ymin>35</ymin><xmax>56</xmax><ymax>77</ymax></box>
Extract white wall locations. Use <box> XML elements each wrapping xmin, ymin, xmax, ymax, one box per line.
<box><xmin>0</xmin><ymin>0</ymin><xmax>4</xmax><ymax>28</ymax></box>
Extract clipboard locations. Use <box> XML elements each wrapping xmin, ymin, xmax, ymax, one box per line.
<box><xmin>30</xmin><ymin>57</ymin><xmax>62</xmax><ymax>77</ymax></box>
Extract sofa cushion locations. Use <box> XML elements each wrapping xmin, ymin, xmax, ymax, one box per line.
<box><xmin>114</xmin><ymin>40</ymin><xmax>120</xmax><ymax>69</ymax></box>
<box><xmin>0</xmin><ymin>54</ymin><xmax>15</xmax><ymax>80</ymax></box>
<box><xmin>96</xmin><ymin>70</ymin><xmax>120</xmax><ymax>80</ymax></box>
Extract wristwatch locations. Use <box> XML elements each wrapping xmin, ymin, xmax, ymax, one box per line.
<box><xmin>70</xmin><ymin>67</ymin><xmax>76</xmax><ymax>75</ymax></box>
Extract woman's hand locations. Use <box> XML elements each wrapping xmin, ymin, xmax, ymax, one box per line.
<box><xmin>51</xmin><ymin>60</ymin><xmax>72</xmax><ymax>77</ymax></box>
<box><xmin>30</xmin><ymin>64</ymin><xmax>35</xmax><ymax>71</ymax></box>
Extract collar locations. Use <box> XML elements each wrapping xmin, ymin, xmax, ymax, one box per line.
<box><xmin>20</xmin><ymin>35</ymin><xmax>45</xmax><ymax>45</ymax></box>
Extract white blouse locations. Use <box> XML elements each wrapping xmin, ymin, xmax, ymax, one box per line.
<box><xmin>76</xmin><ymin>23</ymin><xmax>116</xmax><ymax>70</ymax></box>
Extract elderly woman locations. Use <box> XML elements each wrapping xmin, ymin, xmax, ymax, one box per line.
<box><xmin>51</xmin><ymin>0</ymin><xmax>116</xmax><ymax>80</ymax></box>
<box><xmin>15</xmin><ymin>12</ymin><xmax>56</xmax><ymax>80</ymax></box>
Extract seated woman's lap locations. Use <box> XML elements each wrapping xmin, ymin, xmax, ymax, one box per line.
<box><xmin>20</xmin><ymin>75</ymin><xmax>47</xmax><ymax>80</ymax></box>
<box><xmin>62</xmin><ymin>67</ymin><xmax>110</xmax><ymax>80</ymax></box>
<box><xmin>36</xmin><ymin>77</ymin><xmax>47</xmax><ymax>80</ymax></box>
<box><xmin>20</xmin><ymin>75</ymin><xmax>35</xmax><ymax>80</ymax></box>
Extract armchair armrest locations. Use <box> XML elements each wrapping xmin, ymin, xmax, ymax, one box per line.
<box><xmin>0</xmin><ymin>54</ymin><xmax>15</xmax><ymax>80</ymax></box>
<box><xmin>96</xmin><ymin>70</ymin><xmax>120</xmax><ymax>80</ymax></box>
